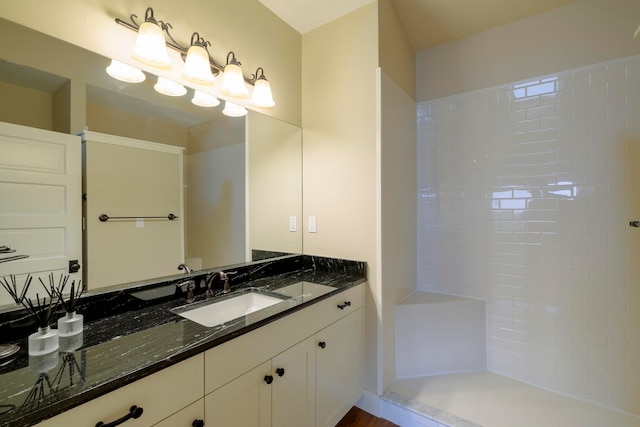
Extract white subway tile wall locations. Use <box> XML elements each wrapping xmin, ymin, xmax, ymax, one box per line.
<box><xmin>417</xmin><ymin>54</ymin><xmax>640</xmax><ymax>415</ymax></box>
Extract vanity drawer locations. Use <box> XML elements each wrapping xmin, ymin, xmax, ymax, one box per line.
<box><xmin>36</xmin><ymin>354</ymin><xmax>204</xmax><ymax>427</ymax></box>
<box><xmin>313</xmin><ymin>284</ymin><xmax>363</xmax><ymax>328</ymax></box>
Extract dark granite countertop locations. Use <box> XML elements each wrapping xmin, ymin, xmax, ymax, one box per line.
<box><xmin>0</xmin><ymin>255</ymin><xmax>366</xmax><ymax>427</ymax></box>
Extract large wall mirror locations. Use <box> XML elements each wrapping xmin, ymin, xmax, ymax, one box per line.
<box><xmin>0</xmin><ymin>18</ymin><xmax>302</xmax><ymax>308</ymax></box>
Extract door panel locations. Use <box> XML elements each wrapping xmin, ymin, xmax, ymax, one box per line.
<box><xmin>0</xmin><ymin>121</ymin><xmax>81</xmax><ymax>305</ymax></box>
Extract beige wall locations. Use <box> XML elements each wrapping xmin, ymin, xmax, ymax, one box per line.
<box><xmin>417</xmin><ymin>0</ymin><xmax>640</xmax><ymax>101</ymax></box>
<box><xmin>0</xmin><ymin>0</ymin><xmax>301</xmax><ymax>126</ymax></box>
<box><xmin>302</xmin><ymin>4</ymin><xmax>380</xmax><ymax>393</ymax></box>
<box><xmin>377</xmin><ymin>0</ymin><xmax>418</xmax><ymax>394</ymax></box>
<box><xmin>378</xmin><ymin>0</ymin><xmax>416</xmax><ymax>100</ymax></box>
<box><xmin>86</xmin><ymin>98</ymin><xmax>189</xmax><ymax>148</ymax></box>
<box><xmin>0</xmin><ymin>82</ymin><xmax>53</xmax><ymax>130</ymax></box>
<box><xmin>379</xmin><ymin>70</ymin><xmax>416</xmax><ymax>391</ymax></box>
<box><xmin>186</xmin><ymin>144</ymin><xmax>246</xmax><ymax>269</ymax></box>
<box><xmin>247</xmin><ymin>111</ymin><xmax>302</xmax><ymax>256</ymax></box>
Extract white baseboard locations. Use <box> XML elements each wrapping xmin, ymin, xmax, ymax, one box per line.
<box><xmin>355</xmin><ymin>390</ymin><xmax>381</xmax><ymax>417</ymax></box>
<box><xmin>356</xmin><ymin>391</ymin><xmax>447</xmax><ymax>427</ymax></box>
<box><xmin>380</xmin><ymin>398</ymin><xmax>447</xmax><ymax>427</ymax></box>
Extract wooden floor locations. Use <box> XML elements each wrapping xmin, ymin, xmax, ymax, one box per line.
<box><xmin>335</xmin><ymin>406</ymin><xmax>399</xmax><ymax>427</ymax></box>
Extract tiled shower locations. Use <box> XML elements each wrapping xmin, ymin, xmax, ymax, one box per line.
<box><xmin>416</xmin><ymin>54</ymin><xmax>640</xmax><ymax>415</ymax></box>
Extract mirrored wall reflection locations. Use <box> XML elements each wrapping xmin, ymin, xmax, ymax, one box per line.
<box><xmin>0</xmin><ymin>17</ymin><xmax>302</xmax><ymax>308</ymax></box>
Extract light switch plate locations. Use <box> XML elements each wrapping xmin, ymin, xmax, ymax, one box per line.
<box><xmin>308</xmin><ymin>216</ymin><xmax>317</xmax><ymax>233</ymax></box>
<box><xmin>289</xmin><ymin>216</ymin><xmax>297</xmax><ymax>232</ymax></box>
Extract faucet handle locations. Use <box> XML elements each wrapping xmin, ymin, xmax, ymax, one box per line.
<box><xmin>177</xmin><ymin>263</ymin><xmax>192</xmax><ymax>274</ymax></box>
<box><xmin>220</xmin><ymin>270</ymin><xmax>238</xmax><ymax>280</ymax></box>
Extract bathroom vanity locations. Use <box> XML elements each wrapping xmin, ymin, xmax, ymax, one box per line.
<box><xmin>0</xmin><ymin>255</ymin><xmax>365</xmax><ymax>427</ymax></box>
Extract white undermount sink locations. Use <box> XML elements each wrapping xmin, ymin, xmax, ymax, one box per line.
<box><xmin>173</xmin><ymin>290</ymin><xmax>290</xmax><ymax>327</ymax></box>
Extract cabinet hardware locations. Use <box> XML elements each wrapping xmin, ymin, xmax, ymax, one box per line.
<box><xmin>264</xmin><ymin>375</ymin><xmax>274</xmax><ymax>384</ymax></box>
<box><xmin>276</xmin><ymin>367</ymin><xmax>285</xmax><ymax>377</ymax></box>
<box><xmin>95</xmin><ymin>405</ymin><xmax>143</xmax><ymax>427</ymax></box>
<box><xmin>630</xmin><ymin>221</ymin><xmax>640</xmax><ymax>228</ymax></box>
<box><xmin>337</xmin><ymin>301</ymin><xmax>352</xmax><ymax>310</ymax></box>
<box><xmin>318</xmin><ymin>341</ymin><xmax>326</xmax><ymax>349</ymax></box>
<box><xmin>192</xmin><ymin>420</ymin><xmax>205</xmax><ymax>427</ymax></box>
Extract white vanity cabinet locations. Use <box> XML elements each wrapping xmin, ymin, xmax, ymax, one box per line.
<box><xmin>33</xmin><ymin>283</ymin><xmax>363</xmax><ymax>427</ymax></box>
<box><xmin>205</xmin><ymin>337</ymin><xmax>316</xmax><ymax>427</ymax></box>
<box><xmin>204</xmin><ymin>283</ymin><xmax>364</xmax><ymax>427</ymax></box>
<box><xmin>35</xmin><ymin>355</ymin><xmax>204</xmax><ymax>427</ymax></box>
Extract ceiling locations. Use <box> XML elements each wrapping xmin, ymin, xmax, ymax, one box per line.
<box><xmin>258</xmin><ymin>0</ymin><xmax>579</xmax><ymax>51</ymax></box>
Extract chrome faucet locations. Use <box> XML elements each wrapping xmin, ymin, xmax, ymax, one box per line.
<box><xmin>205</xmin><ymin>270</ymin><xmax>237</xmax><ymax>296</ymax></box>
<box><xmin>176</xmin><ymin>264</ymin><xmax>195</xmax><ymax>302</ymax></box>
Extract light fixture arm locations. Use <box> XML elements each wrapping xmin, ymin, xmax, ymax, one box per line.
<box><xmin>250</xmin><ymin>67</ymin><xmax>268</xmax><ymax>83</ymax></box>
<box><xmin>226</xmin><ymin>51</ymin><xmax>241</xmax><ymax>67</ymax></box>
<box><xmin>190</xmin><ymin>32</ymin><xmax>210</xmax><ymax>49</ymax></box>
<box><xmin>115</xmin><ymin>7</ymin><xmax>264</xmax><ymax>84</ymax></box>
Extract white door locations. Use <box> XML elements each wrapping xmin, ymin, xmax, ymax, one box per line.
<box><xmin>0</xmin><ymin>122</ymin><xmax>82</xmax><ymax>306</ymax></box>
<box><xmin>82</xmin><ymin>131</ymin><xmax>184</xmax><ymax>289</ymax></box>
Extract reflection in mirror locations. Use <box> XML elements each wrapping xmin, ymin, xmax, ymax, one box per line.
<box><xmin>0</xmin><ymin>18</ymin><xmax>302</xmax><ymax>309</ymax></box>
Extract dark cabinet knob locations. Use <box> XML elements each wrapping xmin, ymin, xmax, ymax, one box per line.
<box><xmin>192</xmin><ymin>420</ymin><xmax>205</xmax><ymax>427</ymax></box>
<box><xmin>318</xmin><ymin>341</ymin><xmax>326</xmax><ymax>349</ymax></box>
<box><xmin>276</xmin><ymin>367</ymin><xmax>285</xmax><ymax>377</ymax></box>
<box><xmin>337</xmin><ymin>301</ymin><xmax>352</xmax><ymax>310</ymax></box>
<box><xmin>264</xmin><ymin>375</ymin><xmax>274</xmax><ymax>384</ymax></box>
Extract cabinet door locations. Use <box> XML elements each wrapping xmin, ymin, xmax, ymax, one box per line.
<box><xmin>205</xmin><ymin>360</ymin><xmax>272</xmax><ymax>427</ymax></box>
<box><xmin>271</xmin><ymin>337</ymin><xmax>316</xmax><ymax>427</ymax></box>
<box><xmin>315</xmin><ymin>309</ymin><xmax>364</xmax><ymax>427</ymax></box>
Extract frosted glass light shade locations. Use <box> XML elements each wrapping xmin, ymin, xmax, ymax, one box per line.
<box><xmin>131</xmin><ymin>21</ymin><xmax>171</xmax><ymax>68</ymax></box>
<box><xmin>249</xmin><ymin>78</ymin><xmax>275</xmax><ymax>108</ymax></box>
<box><xmin>106</xmin><ymin>59</ymin><xmax>146</xmax><ymax>83</ymax></box>
<box><xmin>222</xmin><ymin>101</ymin><xmax>247</xmax><ymax>117</ymax></box>
<box><xmin>181</xmin><ymin>45</ymin><xmax>215</xmax><ymax>85</ymax></box>
<box><xmin>154</xmin><ymin>77</ymin><xmax>187</xmax><ymax>96</ymax></box>
<box><xmin>220</xmin><ymin>63</ymin><xmax>248</xmax><ymax>97</ymax></box>
<box><xmin>192</xmin><ymin>90</ymin><xmax>220</xmax><ymax>107</ymax></box>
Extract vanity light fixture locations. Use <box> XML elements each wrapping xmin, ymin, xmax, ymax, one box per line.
<box><xmin>130</xmin><ymin>8</ymin><xmax>172</xmax><ymax>68</ymax></box>
<box><xmin>219</xmin><ymin>52</ymin><xmax>248</xmax><ymax>97</ymax></box>
<box><xmin>181</xmin><ymin>32</ymin><xmax>215</xmax><ymax>85</ymax></box>
<box><xmin>154</xmin><ymin>76</ymin><xmax>187</xmax><ymax>96</ymax></box>
<box><xmin>192</xmin><ymin>90</ymin><xmax>220</xmax><ymax>107</ymax></box>
<box><xmin>249</xmin><ymin>67</ymin><xmax>275</xmax><ymax>107</ymax></box>
<box><xmin>106</xmin><ymin>59</ymin><xmax>146</xmax><ymax>83</ymax></box>
<box><xmin>114</xmin><ymin>7</ymin><xmax>275</xmax><ymax>108</ymax></box>
<box><xmin>222</xmin><ymin>101</ymin><xmax>247</xmax><ymax>117</ymax></box>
